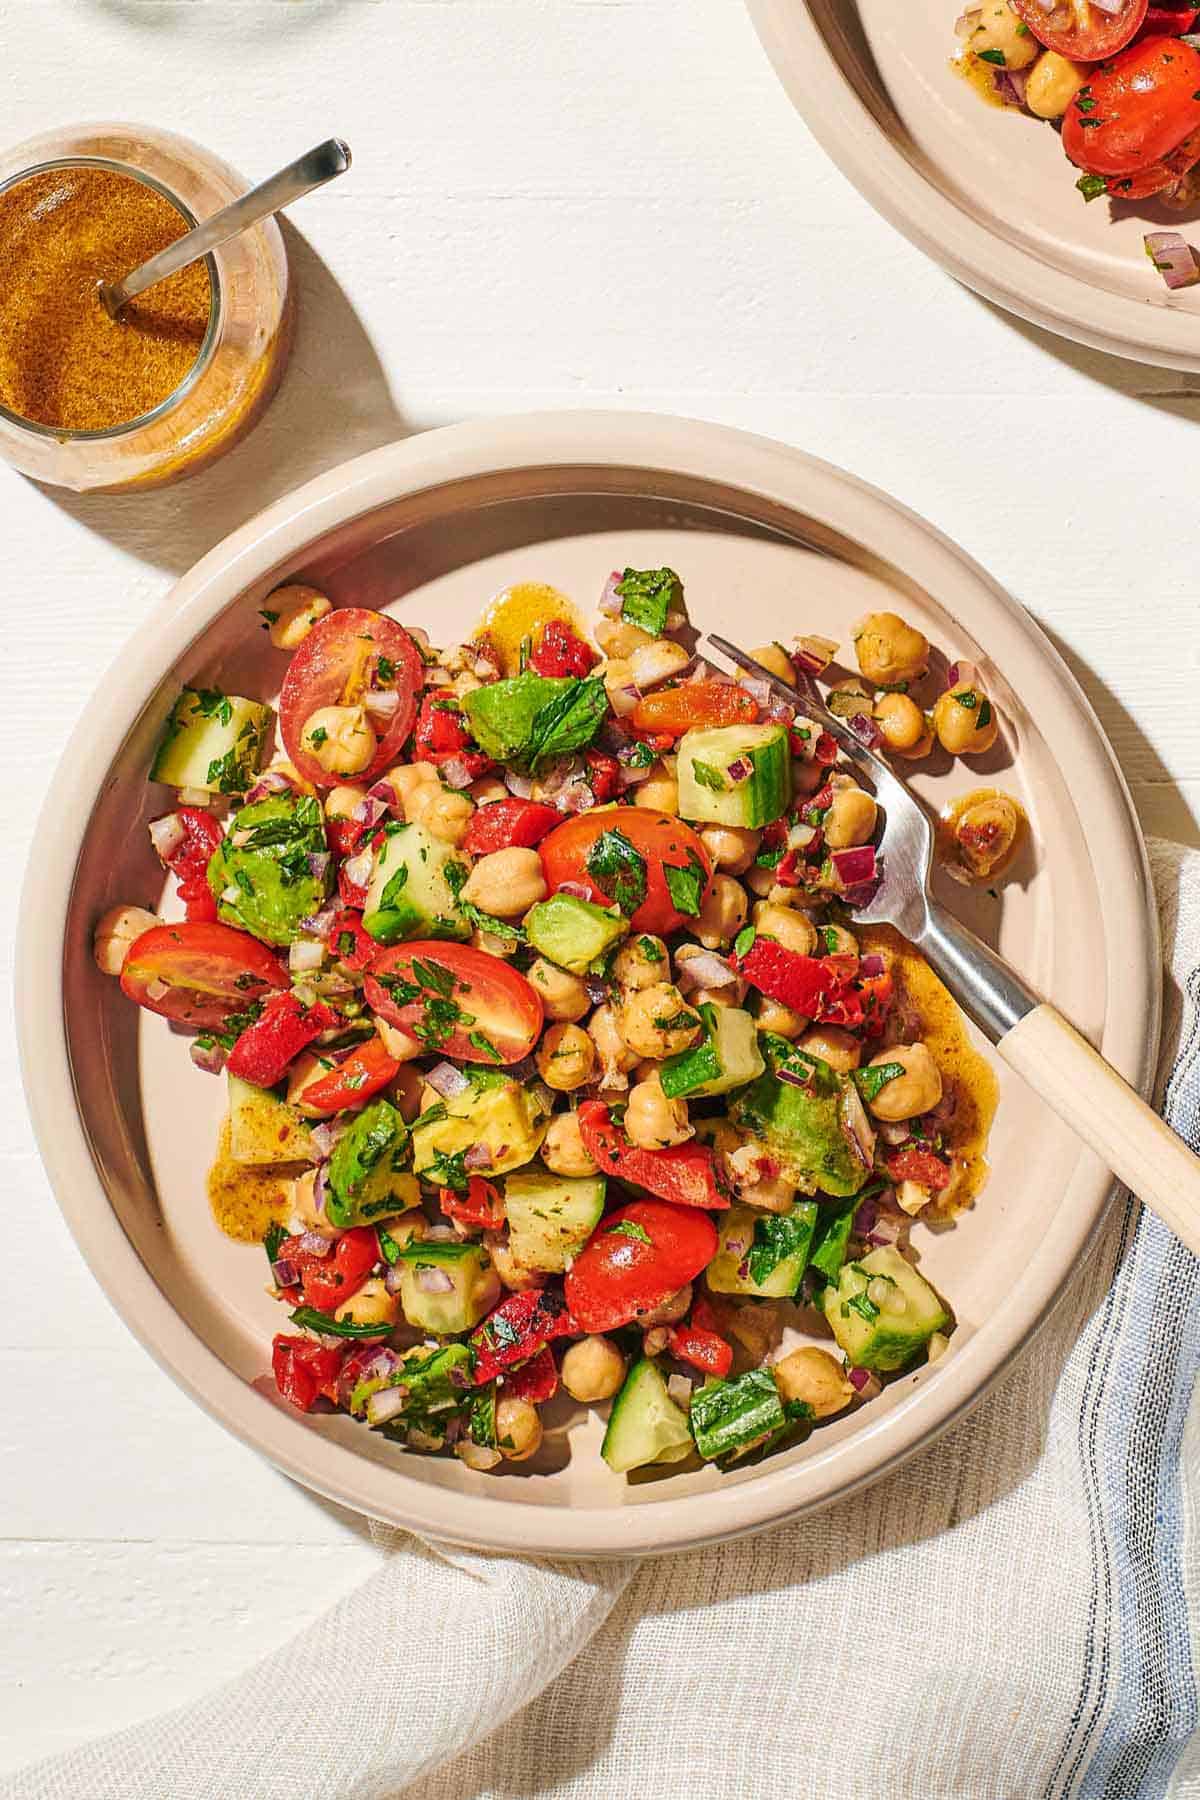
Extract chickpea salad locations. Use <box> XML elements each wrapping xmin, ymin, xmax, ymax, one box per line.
<box><xmin>95</xmin><ymin>570</ymin><xmax>1019</xmax><ymax>1478</ymax></box>
<box><xmin>955</xmin><ymin>1</ymin><xmax>1200</xmax><ymax>284</ymax></box>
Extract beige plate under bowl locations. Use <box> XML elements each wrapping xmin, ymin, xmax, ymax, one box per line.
<box><xmin>749</xmin><ymin>0</ymin><xmax>1200</xmax><ymax>370</ymax></box>
<box><xmin>18</xmin><ymin>412</ymin><xmax>1158</xmax><ymax>1557</ymax></box>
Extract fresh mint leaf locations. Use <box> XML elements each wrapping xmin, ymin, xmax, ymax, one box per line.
<box><xmin>585</xmin><ymin>826</ymin><xmax>648</xmax><ymax>918</ymax></box>
<box><xmin>290</xmin><ymin>1305</ymin><xmax>392</xmax><ymax>1339</ymax></box>
<box><xmin>614</xmin><ymin>566</ymin><xmax>683</xmax><ymax>637</ymax></box>
<box><xmin>744</xmin><ymin>1212</ymin><xmax>811</xmax><ymax>1285</ymax></box>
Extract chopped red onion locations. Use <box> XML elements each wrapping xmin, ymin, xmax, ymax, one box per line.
<box><xmin>585</xmin><ymin>975</ymin><xmax>610</xmax><ymax>1005</ymax></box>
<box><xmin>464</xmin><ymin>1143</ymin><xmax>494</xmax><ymax>1171</ymax></box>
<box><xmin>299</xmin><ymin>905</ymin><xmax>338</xmax><ymax>937</ymax></box>
<box><xmin>342</xmin><ymin>847</ymin><xmax>374</xmax><ymax>889</ymax></box>
<box><xmin>309</xmin><ymin>1121</ymin><xmax>337</xmax><ymax>1159</ymax></box>
<box><xmin>847</xmin><ymin>712</ymin><xmax>883</xmax><ymax>750</ymax></box>
<box><xmin>555</xmin><ymin>775</ymin><xmax>596</xmax><ymax>813</ymax></box>
<box><xmin>363</xmin><ymin>688</ymin><xmax>401</xmax><ymax>727</ymax></box>
<box><xmin>867</xmin><ymin>1214</ymin><xmax>903</xmax><ymax>1247</ymax></box>
<box><xmin>289</xmin><ymin>938</ymin><xmax>326</xmax><ymax>974</ymax></box>
<box><xmin>271</xmin><ymin>1258</ymin><xmax>300</xmax><ymax>1288</ymax></box>
<box><xmin>307</xmin><ymin>851</ymin><xmax>331</xmax><ymax>881</ymax></box>
<box><xmin>787</xmin><ymin>821</ymin><xmax>821</xmax><ymax>854</ymax></box>
<box><xmin>853</xmin><ymin>1196</ymin><xmax>879</xmax><ymax>1237</ymax></box>
<box><xmin>923</xmin><ymin>1089</ymin><xmax>958</xmax><ymax>1133</ymax></box>
<box><xmin>764</xmin><ymin>697</ymin><xmax>796</xmax><ymax>726</ymax></box>
<box><xmin>298</xmin><ymin>1230</ymin><xmax>334</xmax><ymax>1258</ymax></box>
<box><xmin>992</xmin><ymin>66</ymin><xmax>1028</xmax><ymax>106</ymax></box>
<box><xmin>440</xmin><ymin>757</ymin><xmax>474</xmax><ymax>791</ymax></box>
<box><xmin>794</xmin><ymin>634</ymin><xmax>839</xmax><ymax>675</ymax></box>
<box><xmin>425</xmin><ymin>1224</ymin><xmax>458</xmax><ymax>1242</ymax></box>
<box><xmin>146</xmin><ymin>977</ymin><xmax>169</xmax><ymax>1002</ymax></box>
<box><xmin>221</xmin><ymin>885</ymin><xmax>242</xmax><ymax>906</ymax></box>
<box><xmin>366</xmin><ymin>1386</ymin><xmax>409</xmax><ymax>1426</ymax></box>
<box><xmin>148</xmin><ymin>814</ymin><xmax>185</xmax><ymax>863</ymax></box>
<box><xmin>384</xmin><ymin>1264</ymin><xmax>405</xmax><ymax>1296</ymax></box>
<box><xmin>667</xmin><ymin>1373</ymin><xmax>693</xmax><ymax>1408</ymax></box>
<box><xmin>558</xmin><ymin>880</ymin><xmax>593</xmax><ymax>901</ymax></box>
<box><xmin>776</xmin><ymin>1065</ymin><xmax>811</xmax><ymax>1089</ymax></box>
<box><xmin>368</xmin><ymin>779</ymin><xmax>397</xmax><ymax>808</ymax></box>
<box><xmin>598</xmin><ymin>571</ymin><xmax>624</xmax><ymax>618</ymax></box>
<box><xmin>740</xmin><ymin>676</ymin><xmax>773</xmax><ymax>707</ymax></box>
<box><xmin>831</xmin><ymin>846</ymin><xmax>878</xmax><ymax>888</ymax></box>
<box><xmin>351</xmin><ymin>794</ymin><xmax>391</xmax><ymax>830</ymax></box>
<box><xmin>616</xmin><ymin>762</ymin><xmax>654</xmax><ymax>789</ymax></box>
<box><xmin>840</xmin><ymin>1085</ymin><xmax>877</xmax><ymax>1170</ymax></box>
<box><xmin>878</xmin><ymin>1120</ymin><xmax>911</xmax><ymax>1148</ymax></box>
<box><xmin>230</xmin><ymin>827</ymin><xmax>253</xmax><ymax>849</ymax></box>
<box><xmin>245</xmin><ymin>768</ymin><xmax>293</xmax><ymax>803</ymax></box>
<box><xmin>860</xmin><ymin>953</ymin><xmax>885</xmax><ymax>978</ymax></box>
<box><xmin>190</xmin><ymin>1037</ymin><xmax>227</xmax><ymax>1074</ymax></box>
<box><xmin>848</xmin><ymin>1366</ymin><xmax>881</xmax><ymax>1396</ymax></box>
<box><xmin>313</xmin><ymin>1163</ymin><xmax>330</xmax><ymax>1216</ymax></box>
<box><xmin>1145</xmin><ymin>231</ymin><xmax>1200</xmax><ymax>290</ymax></box>
<box><xmin>427</xmin><ymin>1061</ymin><xmax>470</xmax><ymax>1098</ymax></box>
<box><xmin>946</xmin><ymin>659</ymin><xmax>978</xmax><ymax>691</ymax></box>
<box><xmin>725</xmin><ymin>757</ymin><xmax>752</xmax><ymax>784</ymax></box>
<box><xmin>416</xmin><ymin>1265</ymin><xmax>455</xmax><ymax>1294</ymax></box>
<box><xmin>609</xmin><ymin>682</ymin><xmax>642</xmax><ymax>719</ymax></box>
<box><xmin>675</xmin><ymin>950</ymin><xmax>738</xmax><ymax>993</ymax></box>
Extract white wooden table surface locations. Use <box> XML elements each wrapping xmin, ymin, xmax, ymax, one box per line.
<box><xmin>3</xmin><ymin>0</ymin><xmax>1198</xmax><ymax>1776</ymax></box>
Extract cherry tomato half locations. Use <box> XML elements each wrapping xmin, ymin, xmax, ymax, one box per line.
<box><xmin>119</xmin><ymin>921</ymin><xmax>287</xmax><ymax>1028</ymax></box>
<box><xmin>297</xmin><ymin>1036</ymin><xmax>400</xmax><ymax>1116</ymax></box>
<box><xmin>279</xmin><ymin>608</ymin><xmax>423</xmax><ymax>789</ymax></box>
<box><xmin>631</xmin><ymin>681</ymin><xmax>758</xmax><ymax>737</ymax></box>
<box><xmin>1063</xmin><ymin>36</ymin><xmax>1200</xmax><ymax>175</ymax></box>
<box><xmin>539</xmin><ymin>809</ymin><xmax>713</xmax><ymax>937</ymax></box>
<box><xmin>272</xmin><ymin>1335</ymin><xmax>344</xmax><ymax>1412</ymax></box>
<box><xmin>1011</xmin><ymin>0</ymin><xmax>1146</xmax><ymax>60</ymax></box>
<box><xmin>363</xmin><ymin>940</ymin><xmax>544</xmax><ymax>1065</ymax></box>
<box><xmin>279</xmin><ymin>1226</ymin><xmax>379</xmax><ymax>1312</ymax></box>
<box><xmin>563</xmin><ymin>1200</ymin><xmax>719</xmax><ymax>1333</ymax></box>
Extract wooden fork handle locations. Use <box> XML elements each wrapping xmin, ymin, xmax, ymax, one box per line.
<box><xmin>1000</xmin><ymin>1003</ymin><xmax>1200</xmax><ymax>1255</ymax></box>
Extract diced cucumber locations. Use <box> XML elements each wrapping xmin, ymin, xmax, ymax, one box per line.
<box><xmin>151</xmin><ymin>687</ymin><xmax>273</xmax><ymax>796</ymax></box>
<box><xmin>363</xmin><ymin>822</ymin><xmax>470</xmax><ymax>945</ymax></box>
<box><xmin>227</xmin><ymin>1074</ymin><xmax>316</xmax><ymax>1165</ymax></box>
<box><xmin>601</xmin><ymin>1357</ymin><xmax>694</xmax><ymax>1475</ymax></box>
<box><xmin>411</xmin><ymin>1071</ymin><xmax>552</xmax><ymax>1180</ymax></box>
<box><xmin>808</xmin><ymin>1198</ymin><xmax>859</xmax><ymax>1285</ymax></box>
<box><xmin>659</xmin><ymin>1003</ymin><xmax>764</xmax><ymax>1100</ymax></box>
<box><xmin>503</xmin><ymin>1168</ymin><xmax>606</xmax><ymax>1273</ymax></box>
<box><xmin>395</xmin><ymin>1241</ymin><xmax>502</xmax><ymax>1335</ymax></box>
<box><xmin>326</xmin><ymin>1099</ymin><xmax>420</xmax><ymax>1228</ymax></box>
<box><xmin>676</xmin><ymin>724</ymin><xmax>792</xmax><ymax>829</ymax></box>
<box><xmin>731</xmin><ymin>1063</ymin><xmax>869</xmax><ymax>1199</ymax></box>
<box><xmin>822</xmin><ymin>1245</ymin><xmax>950</xmax><ymax>1371</ymax></box>
<box><xmin>524</xmin><ymin>893</ymin><xmax>628</xmax><ymax>975</ymax></box>
<box><xmin>689</xmin><ymin>1368</ymin><xmax>786</xmax><ymax>1462</ymax></box>
<box><xmin>705</xmin><ymin>1201</ymin><xmax>818</xmax><ymax>1299</ymax></box>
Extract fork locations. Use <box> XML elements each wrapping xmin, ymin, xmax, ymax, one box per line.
<box><xmin>705</xmin><ymin>634</ymin><xmax>1200</xmax><ymax>1256</ymax></box>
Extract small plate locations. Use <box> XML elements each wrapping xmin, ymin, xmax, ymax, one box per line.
<box><xmin>17</xmin><ymin>412</ymin><xmax>1159</xmax><ymax>1556</ymax></box>
<box><xmin>748</xmin><ymin>0</ymin><xmax>1200</xmax><ymax>370</ymax></box>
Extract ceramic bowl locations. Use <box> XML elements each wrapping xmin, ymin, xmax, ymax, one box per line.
<box><xmin>747</xmin><ymin>0</ymin><xmax>1200</xmax><ymax>370</ymax></box>
<box><xmin>17</xmin><ymin>412</ymin><xmax>1159</xmax><ymax>1556</ymax></box>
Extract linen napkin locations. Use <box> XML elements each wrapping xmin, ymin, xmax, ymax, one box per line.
<box><xmin>7</xmin><ymin>839</ymin><xmax>1198</xmax><ymax>1800</ymax></box>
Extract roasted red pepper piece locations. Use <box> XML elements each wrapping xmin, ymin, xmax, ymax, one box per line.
<box><xmin>502</xmin><ymin>1344</ymin><xmax>559</xmax><ymax>1403</ymax></box>
<box><xmin>271</xmin><ymin>1334</ymin><xmax>344</xmax><ymax>1412</ymax></box>
<box><xmin>413</xmin><ymin>690</ymin><xmax>492</xmax><ymax>779</ymax></box>
<box><xmin>276</xmin><ymin>1226</ymin><xmax>380</xmax><ymax>1312</ymax></box>
<box><xmin>667</xmin><ymin>1322</ymin><xmax>733</xmax><ymax>1379</ymax></box>
<box><xmin>884</xmin><ymin>1147</ymin><xmax>952</xmax><ymax>1192</ymax></box>
<box><xmin>439</xmin><ymin>1176</ymin><xmax>505</xmax><ymax>1232</ymax></box>
<box><xmin>225</xmin><ymin>991</ymin><xmax>335</xmax><ymax>1086</ymax></box>
<box><xmin>154</xmin><ymin>807</ymin><xmax>224</xmax><ymax>922</ymax></box>
<box><xmin>1141</xmin><ymin>4</ymin><xmax>1199</xmax><ymax>29</ymax></box>
<box><xmin>469</xmin><ymin>1287</ymin><xmax>576</xmax><ymax>1384</ymax></box>
<box><xmin>529</xmin><ymin>619</ymin><xmax>599</xmax><ymax>679</ymax></box>
<box><xmin>583</xmin><ymin>750</ymin><xmax>622</xmax><ymax>802</ymax></box>
<box><xmin>734</xmin><ymin>939</ymin><xmax>861</xmax><ymax>1026</ymax></box>
<box><xmin>632</xmin><ymin>683</ymin><xmax>758</xmax><ymax>736</ymax></box>
<box><xmin>327</xmin><ymin>814</ymin><xmax>364</xmax><ymax>860</ymax></box>
<box><xmin>577</xmin><ymin>1100</ymin><xmax>730</xmax><ymax>1209</ymax></box>
<box><xmin>325</xmin><ymin>907</ymin><xmax>375</xmax><ymax>971</ymax></box>
<box><xmin>462</xmin><ymin>798</ymin><xmax>560</xmax><ymax>856</ymax></box>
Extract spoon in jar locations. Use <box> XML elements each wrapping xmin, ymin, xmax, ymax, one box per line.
<box><xmin>98</xmin><ymin>137</ymin><xmax>351</xmax><ymax>319</ymax></box>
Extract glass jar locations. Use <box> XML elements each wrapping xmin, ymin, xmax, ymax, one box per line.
<box><xmin>0</xmin><ymin>123</ymin><xmax>293</xmax><ymax>492</ymax></box>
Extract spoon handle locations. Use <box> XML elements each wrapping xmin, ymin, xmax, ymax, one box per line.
<box><xmin>103</xmin><ymin>137</ymin><xmax>351</xmax><ymax>314</ymax></box>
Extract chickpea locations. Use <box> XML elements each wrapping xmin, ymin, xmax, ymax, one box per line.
<box><xmin>635</xmin><ymin>1283</ymin><xmax>692</xmax><ymax>1327</ymax></box>
<box><xmin>495</xmin><ymin>1396</ymin><xmax>543</xmax><ymax>1461</ymax></box>
<box><xmin>468</xmin><ymin>775</ymin><xmax>509</xmax><ymax>804</ymax></box>
<box><xmin>853</xmin><ymin>611</ymin><xmax>929</xmax><ymax>688</ymax></box>
<box><xmin>630</xmin><ymin>639</ymin><xmax>691</xmax><ymax>689</ymax></box>
<box><xmin>602</xmin><ymin>657</ymin><xmax>637</xmax><ymax>713</ymax></box>
<box><xmin>933</xmin><ymin>682</ymin><xmax>1000</xmax><ymax>757</ymax></box>
<box><xmin>93</xmin><ymin>903</ymin><xmax>159</xmax><ymax>976</ymax></box>
<box><xmin>792</xmin><ymin>758</ymin><xmax>827</xmax><ymax>798</ymax></box>
<box><xmin>301</xmin><ymin>705</ymin><xmax>376</xmax><ymax>777</ymax></box>
<box><xmin>951</xmin><ymin>791</ymin><xmax>1025</xmax><ymax>881</ymax></box>
<box><xmin>771</xmin><ymin>1347</ymin><xmax>855</xmax><ymax>1420</ymax></box>
<box><xmin>334</xmin><ymin>1276</ymin><xmax>400</xmax><ymax>1331</ymax></box>
<box><xmin>471</xmin><ymin>926</ymin><xmax>517</xmax><ymax>960</ymax></box>
<box><xmin>721</xmin><ymin>1299</ymin><xmax>781</xmax><ymax>1361</ymax></box>
<box><xmin>484</xmin><ymin>1231</ymin><xmax>546</xmax><ymax>1292</ymax></box>
<box><xmin>595</xmin><ymin>615</ymin><xmax>653</xmax><ymax>658</ymax></box>
<box><xmin>895</xmin><ymin>1178</ymin><xmax>933</xmax><ymax>1217</ymax></box>
<box><xmin>561</xmin><ymin>1335</ymin><xmax>627</xmax><ymax>1403</ymax></box>
<box><xmin>796</xmin><ymin>1024</ymin><xmax>861</xmax><ymax>1073</ymax></box>
<box><xmin>325</xmin><ymin>784</ymin><xmax>368</xmax><ymax>825</ymax></box>
<box><xmin>387</xmin><ymin>761</ymin><xmax>440</xmax><ymax>812</ymax></box>
<box><xmin>588</xmin><ymin>1002</ymin><xmax>640</xmax><ymax>1077</ymax></box>
<box><xmin>626</xmin><ymin>1072</ymin><xmax>693</xmax><ymax>1149</ymax></box>
<box><xmin>376</xmin><ymin>1017</ymin><xmax>422</xmax><ymax>1062</ymax></box>
<box><xmin>613</xmin><ymin>933</ymin><xmax>670</xmax><ymax>991</ymax></box>
<box><xmin>754</xmin><ymin>995</ymin><xmax>806</xmax><ymax>1038</ymax></box>
<box><xmin>965</xmin><ymin>0</ymin><xmax>1039</xmax><ymax>70</ymax></box>
<box><xmin>874</xmin><ymin>692</ymin><xmax>927</xmax><ymax>755</ymax></box>
<box><xmin>389</xmin><ymin>1063</ymin><xmax>425</xmax><ymax>1121</ymax></box>
<box><xmin>745</xmin><ymin>642</ymin><xmax>796</xmax><ymax>683</ymax></box>
<box><xmin>407</xmin><ymin>781</ymin><xmax>475</xmax><ymax>846</ymax></box>
<box><xmin>537</xmin><ymin>1022</ymin><xmax>597</xmax><ymax>1091</ymax></box>
<box><xmin>824</xmin><ymin>785</ymin><xmax>878</xmax><ymax>850</ymax></box>
<box><xmin>746</xmin><ymin>864</ymin><xmax>779</xmax><ymax>899</ymax></box>
<box><xmin>699</xmin><ymin>824</ymin><xmax>761</xmax><ymax>875</ymax></box>
<box><xmin>752</xmin><ymin>901</ymin><xmax>817</xmax><ymax>957</ymax></box>
<box><xmin>461</xmin><ymin>847</ymin><xmax>546</xmax><ymax>917</ymax></box>
<box><xmin>634</xmin><ymin>762</ymin><xmax>679</xmax><ymax>815</ymax></box>
<box><xmin>866</xmin><ymin>1042</ymin><xmax>943</xmax><ymax>1121</ymax></box>
<box><xmin>620</xmin><ymin>983</ymin><xmax>702</xmax><ymax>1059</ymax></box>
<box><xmin>738</xmin><ymin>1169</ymin><xmax>797</xmax><ymax>1213</ymax></box>
<box><xmin>541</xmin><ymin>1111</ymin><xmax>599</xmax><ymax>1178</ymax></box>
<box><xmin>696</xmin><ymin>874</ymin><xmax>748</xmax><ymax>950</ymax></box>
<box><xmin>378</xmin><ymin>1208</ymin><xmax>427</xmax><ymax>1249</ymax></box>
<box><xmin>457</xmin><ymin>1439</ymin><xmax>503</xmax><ymax>1473</ymax></box>
<box><xmin>264</xmin><ymin>583</ymin><xmax>332</xmax><ymax>651</ymax></box>
<box><xmin>528</xmin><ymin>958</ymin><xmax>591</xmax><ymax>1022</ymax></box>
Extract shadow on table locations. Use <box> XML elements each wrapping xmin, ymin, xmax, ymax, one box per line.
<box><xmin>968</xmin><ymin>290</ymin><xmax>1200</xmax><ymax>399</ymax></box>
<box><xmin>35</xmin><ymin>222</ymin><xmax>418</xmax><ymax>578</ymax></box>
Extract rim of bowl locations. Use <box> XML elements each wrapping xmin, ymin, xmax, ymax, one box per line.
<box><xmin>16</xmin><ymin>411</ymin><xmax>1161</xmax><ymax>1556</ymax></box>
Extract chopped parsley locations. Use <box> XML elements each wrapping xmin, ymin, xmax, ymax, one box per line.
<box><xmin>853</xmin><ymin>1060</ymin><xmax>906</xmax><ymax>1104</ymax></box>
<box><xmin>976</xmin><ymin>46</ymin><xmax>1004</xmax><ymax>64</ymax></box>
<box><xmin>745</xmin><ymin>1212</ymin><xmax>812</xmax><ymax>1285</ymax></box>
<box><xmin>606</xmin><ymin>1220</ymin><xmax>652</xmax><ymax>1244</ymax></box>
<box><xmin>376</xmin><ymin>654</ymin><xmax>395</xmax><ymax>682</ymax></box>
<box><xmin>663</xmin><ymin>850</ymin><xmax>707</xmax><ymax>918</ymax></box>
<box><xmin>259</xmin><ymin>609</ymin><xmax>279</xmax><ymax>628</ymax></box>
<box><xmin>425</xmin><ymin>1148</ymin><xmax>469</xmax><ymax>1193</ymax></box>
<box><xmin>289</xmin><ymin>1305</ymin><xmax>392</xmax><ymax>1339</ymax></box>
<box><xmin>690</xmin><ymin>759</ymin><xmax>727</xmax><ymax>793</ymax></box>
<box><xmin>263</xmin><ymin>1222</ymin><xmax>287</xmax><ymax>1271</ymax></box>
<box><xmin>844</xmin><ymin>1291</ymin><xmax>880</xmax><ymax>1325</ymax></box>
<box><xmin>206</xmin><ymin>748</ymin><xmax>247</xmax><ymax>794</ymax></box>
<box><xmin>638</xmin><ymin>934</ymin><xmax>664</xmax><ymax>962</ymax></box>
<box><xmin>456</xmin><ymin>899</ymin><xmax>526</xmax><ymax>943</ymax></box>
<box><xmin>193</xmin><ymin>688</ymin><xmax>233</xmax><ymax>727</ymax></box>
<box><xmin>469</xmin><ymin>1030</ymin><xmax>503</xmax><ymax>1063</ymax></box>
<box><xmin>585</xmin><ymin>826</ymin><xmax>648</xmax><ymax>918</ymax></box>
<box><xmin>308</xmin><ymin>726</ymin><xmax>329</xmax><ymax>747</ymax></box>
